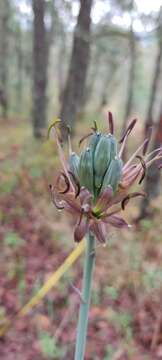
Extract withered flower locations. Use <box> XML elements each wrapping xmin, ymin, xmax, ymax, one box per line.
<box><xmin>49</xmin><ymin>113</ymin><xmax>162</xmax><ymax>243</ymax></box>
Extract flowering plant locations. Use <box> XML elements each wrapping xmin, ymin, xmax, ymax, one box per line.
<box><xmin>49</xmin><ymin>113</ymin><xmax>162</xmax><ymax>360</ymax></box>
<box><xmin>50</xmin><ymin>113</ymin><xmax>161</xmax><ymax>243</ymax></box>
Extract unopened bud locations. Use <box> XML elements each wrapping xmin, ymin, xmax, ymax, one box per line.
<box><xmin>94</xmin><ymin>134</ymin><xmax>118</xmax><ymax>188</ymax></box>
<box><xmin>69</xmin><ymin>152</ymin><xmax>80</xmax><ymax>180</ymax></box>
<box><xmin>78</xmin><ymin>148</ymin><xmax>94</xmax><ymax>192</ymax></box>
<box><xmin>101</xmin><ymin>157</ymin><xmax>123</xmax><ymax>193</ymax></box>
<box><xmin>89</xmin><ymin>132</ymin><xmax>101</xmax><ymax>154</ymax></box>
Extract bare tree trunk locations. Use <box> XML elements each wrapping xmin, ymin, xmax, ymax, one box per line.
<box><xmin>139</xmin><ymin>109</ymin><xmax>162</xmax><ymax>219</ymax></box>
<box><xmin>120</xmin><ymin>26</ymin><xmax>136</xmax><ymax>161</ymax></box>
<box><xmin>122</xmin><ymin>26</ymin><xmax>136</xmax><ymax>134</ymax></box>
<box><xmin>32</xmin><ymin>0</ymin><xmax>48</xmax><ymax>138</ymax></box>
<box><xmin>0</xmin><ymin>0</ymin><xmax>10</xmax><ymax>118</ymax></box>
<box><xmin>144</xmin><ymin>36</ymin><xmax>162</xmax><ymax>136</ymax></box>
<box><xmin>139</xmin><ymin>10</ymin><xmax>162</xmax><ymax>219</ymax></box>
<box><xmin>60</xmin><ymin>0</ymin><xmax>93</xmax><ymax>140</ymax></box>
<box><xmin>57</xmin><ymin>31</ymin><xmax>67</xmax><ymax>105</ymax></box>
<box><xmin>15</xmin><ymin>26</ymin><xmax>23</xmax><ymax>114</ymax></box>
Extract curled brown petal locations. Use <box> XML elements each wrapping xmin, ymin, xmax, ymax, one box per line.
<box><xmin>119</xmin><ymin>118</ymin><xmax>137</xmax><ymax>144</ymax></box>
<box><xmin>49</xmin><ymin>184</ymin><xmax>64</xmax><ymax>209</ymax></box>
<box><xmin>57</xmin><ymin>172</ymin><xmax>70</xmax><ymax>194</ymax></box>
<box><xmin>68</xmin><ymin>171</ymin><xmax>80</xmax><ymax>197</ymax></box>
<box><xmin>108</xmin><ymin>111</ymin><xmax>114</xmax><ymax>134</ymax></box>
<box><xmin>79</xmin><ymin>132</ymin><xmax>93</xmax><ymax>147</ymax></box>
<box><xmin>143</xmin><ymin>126</ymin><xmax>153</xmax><ymax>155</ymax></box>
<box><xmin>74</xmin><ymin>212</ymin><xmax>89</xmax><ymax>242</ymax></box>
<box><xmin>136</xmin><ymin>155</ymin><xmax>147</xmax><ymax>184</ymax></box>
<box><xmin>121</xmin><ymin>191</ymin><xmax>146</xmax><ymax>210</ymax></box>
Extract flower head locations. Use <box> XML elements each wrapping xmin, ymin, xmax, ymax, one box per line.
<box><xmin>49</xmin><ymin>113</ymin><xmax>162</xmax><ymax>243</ymax></box>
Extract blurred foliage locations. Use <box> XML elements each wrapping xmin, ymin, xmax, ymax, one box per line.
<box><xmin>105</xmin><ymin>285</ymin><xmax>119</xmax><ymax>300</ymax></box>
<box><xmin>39</xmin><ymin>331</ymin><xmax>65</xmax><ymax>358</ymax></box>
<box><xmin>4</xmin><ymin>231</ymin><xmax>24</xmax><ymax>248</ymax></box>
<box><xmin>1</xmin><ymin>0</ymin><xmax>162</xmax><ymax>123</ymax></box>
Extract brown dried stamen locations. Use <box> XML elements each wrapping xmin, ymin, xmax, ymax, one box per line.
<box><xmin>49</xmin><ymin>184</ymin><xmax>64</xmax><ymax>209</ymax></box>
<box><xmin>119</xmin><ymin>118</ymin><xmax>137</xmax><ymax>144</ymax></box>
<box><xmin>57</xmin><ymin>173</ymin><xmax>70</xmax><ymax>194</ymax></box>
<box><xmin>108</xmin><ymin>111</ymin><xmax>114</xmax><ymax>134</ymax></box>
<box><xmin>91</xmin><ymin>120</ymin><xmax>98</xmax><ymax>132</ymax></box>
<box><xmin>143</xmin><ymin>126</ymin><xmax>152</xmax><ymax>155</ymax></box>
<box><xmin>136</xmin><ymin>155</ymin><xmax>147</xmax><ymax>184</ymax></box>
<box><xmin>79</xmin><ymin>132</ymin><xmax>93</xmax><ymax>147</ymax></box>
<box><xmin>121</xmin><ymin>191</ymin><xmax>146</xmax><ymax>210</ymax></box>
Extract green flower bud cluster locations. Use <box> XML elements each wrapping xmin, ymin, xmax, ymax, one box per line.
<box><xmin>69</xmin><ymin>132</ymin><xmax>123</xmax><ymax>197</ymax></box>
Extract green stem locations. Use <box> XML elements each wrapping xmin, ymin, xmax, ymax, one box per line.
<box><xmin>74</xmin><ymin>232</ymin><xmax>95</xmax><ymax>360</ymax></box>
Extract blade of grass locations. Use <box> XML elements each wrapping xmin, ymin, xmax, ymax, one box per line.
<box><xmin>0</xmin><ymin>239</ymin><xmax>85</xmax><ymax>337</ymax></box>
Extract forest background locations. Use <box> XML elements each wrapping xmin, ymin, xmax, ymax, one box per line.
<box><xmin>1</xmin><ymin>0</ymin><xmax>162</xmax><ymax>359</ymax></box>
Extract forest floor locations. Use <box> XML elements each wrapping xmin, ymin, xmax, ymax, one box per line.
<box><xmin>0</xmin><ymin>117</ymin><xmax>162</xmax><ymax>360</ymax></box>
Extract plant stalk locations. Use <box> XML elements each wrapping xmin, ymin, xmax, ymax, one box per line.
<box><xmin>74</xmin><ymin>232</ymin><xmax>95</xmax><ymax>360</ymax></box>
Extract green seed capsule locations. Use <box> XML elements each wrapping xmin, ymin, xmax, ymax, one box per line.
<box><xmin>94</xmin><ymin>134</ymin><xmax>118</xmax><ymax>188</ymax></box>
<box><xmin>78</xmin><ymin>147</ymin><xmax>94</xmax><ymax>192</ymax></box>
<box><xmin>101</xmin><ymin>157</ymin><xmax>123</xmax><ymax>193</ymax></box>
<box><xmin>69</xmin><ymin>152</ymin><xmax>80</xmax><ymax>180</ymax></box>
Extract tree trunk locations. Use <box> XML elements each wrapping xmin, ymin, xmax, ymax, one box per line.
<box><xmin>144</xmin><ymin>40</ymin><xmax>162</xmax><ymax>136</ymax></box>
<box><xmin>139</xmin><ymin>109</ymin><xmax>162</xmax><ymax>219</ymax></box>
<box><xmin>57</xmin><ymin>31</ymin><xmax>67</xmax><ymax>105</ymax></box>
<box><xmin>122</xmin><ymin>26</ymin><xmax>136</xmax><ymax>131</ymax></box>
<box><xmin>15</xmin><ymin>26</ymin><xmax>23</xmax><ymax>114</ymax></box>
<box><xmin>139</xmin><ymin>11</ymin><xmax>162</xmax><ymax>219</ymax></box>
<box><xmin>144</xmin><ymin>9</ymin><xmax>162</xmax><ymax>136</ymax></box>
<box><xmin>0</xmin><ymin>0</ymin><xmax>10</xmax><ymax>118</ymax></box>
<box><xmin>120</xmin><ymin>25</ymin><xmax>136</xmax><ymax>161</ymax></box>
<box><xmin>60</xmin><ymin>0</ymin><xmax>93</xmax><ymax>140</ymax></box>
<box><xmin>32</xmin><ymin>0</ymin><xmax>48</xmax><ymax>138</ymax></box>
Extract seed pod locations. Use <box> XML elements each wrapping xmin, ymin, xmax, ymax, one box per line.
<box><xmin>69</xmin><ymin>152</ymin><xmax>80</xmax><ymax>180</ymax></box>
<box><xmin>78</xmin><ymin>147</ymin><xmax>94</xmax><ymax>193</ymax></box>
<box><xmin>101</xmin><ymin>157</ymin><xmax>123</xmax><ymax>193</ymax></box>
<box><xmin>94</xmin><ymin>134</ymin><xmax>118</xmax><ymax>188</ymax></box>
